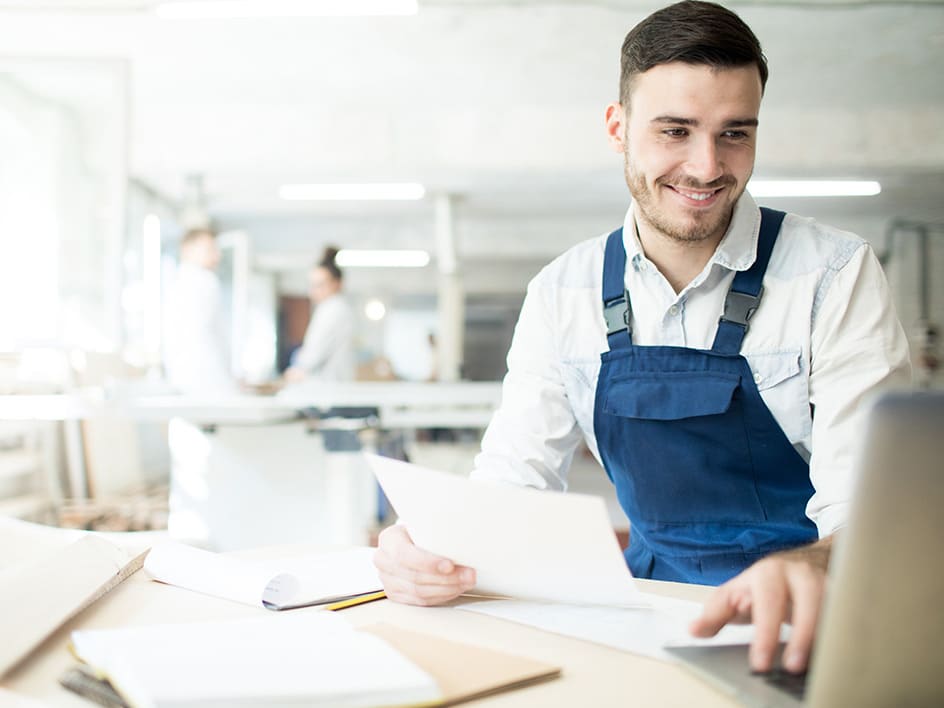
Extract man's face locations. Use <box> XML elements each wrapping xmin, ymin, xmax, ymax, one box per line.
<box><xmin>607</xmin><ymin>62</ymin><xmax>762</xmax><ymax>245</ymax></box>
<box><xmin>187</xmin><ymin>233</ymin><xmax>221</xmax><ymax>270</ymax></box>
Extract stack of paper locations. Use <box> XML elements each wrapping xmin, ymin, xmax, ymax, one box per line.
<box><xmin>144</xmin><ymin>542</ymin><xmax>383</xmax><ymax>610</ymax></box>
<box><xmin>70</xmin><ymin>613</ymin><xmax>441</xmax><ymax>708</ymax></box>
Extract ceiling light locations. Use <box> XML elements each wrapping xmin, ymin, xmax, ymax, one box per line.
<box><xmin>748</xmin><ymin>180</ymin><xmax>881</xmax><ymax>198</ymax></box>
<box><xmin>337</xmin><ymin>250</ymin><xmax>430</xmax><ymax>268</ymax></box>
<box><xmin>156</xmin><ymin>0</ymin><xmax>418</xmax><ymax>19</ymax></box>
<box><xmin>279</xmin><ymin>183</ymin><xmax>425</xmax><ymax>201</ymax></box>
<box><xmin>364</xmin><ymin>299</ymin><xmax>387</xmax><ymax>321</ymax></box>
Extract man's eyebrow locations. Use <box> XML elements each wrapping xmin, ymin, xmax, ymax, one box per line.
<box><xmin>725</xmin><ymin>118</ymin><xmax>759</xmax><ymax>128</ymax></box>
<box><xmin>649</xmin><ymin>116</ymin><xmax>759</xmax><ymax>128</ymax></box>
<box><xmin>651</xmin><ymin>116</ymin><xmax>696</xmax><ymax>126</ymax></box>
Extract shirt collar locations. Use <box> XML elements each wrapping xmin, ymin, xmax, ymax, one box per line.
<box><xmin>621</xmin><ymin>191</ymin><xmax>761</xmax><ymax>273</ymax></box>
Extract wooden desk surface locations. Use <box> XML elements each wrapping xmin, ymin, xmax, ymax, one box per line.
<box><xmin>1</xmin><ymin>558</ymin><xmax>738</xmax><ymax>708</ymax></box>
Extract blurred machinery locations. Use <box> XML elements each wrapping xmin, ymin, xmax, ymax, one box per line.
<box><xmin>881</xmin><ymin>219</ymin><xmax>943</xmax><ymax>388</ymax></box>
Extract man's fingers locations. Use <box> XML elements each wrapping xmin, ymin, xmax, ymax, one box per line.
<box><xmin>373</xmin><ymin>524</ymin><xmax>476</xmax><ymax>606</ymax></box>
<box><xmin>688</xmin><ymin>542</ymin><xmax>833</xmax><ymax>674</ymax></box>
<box><xmin>395</xmin><ymin>541</ymin><xmax>455</xmax><ymax>576</ymax></box>
<box><xmin>381</xmin><ymin>572</ymin><xmax>474</xmax><ymax>606</ymax></box>
<box><xmin>782</xmin><ymin>566</ymin><xmax>825</xmax><ymax>673</ymax></box>
<box><xmin>375</xmin><ymin>551</ymin><xmax>475</xmax><ymax>588</ymax></box>
<box><xmin>377</xmin><ymin>562</ymin><xmax>476</xmax><ymax>606</ymax></box>
<box><xmin>382</xmin><ymin>525</ymin><xmax>458</xmax><ymax>575</ymax></box>
<box><xmin>748</xmin><ymin>564</ymin><xmax>789</xmax><ymax>672</ymax></box>
<box><xmin>690</xmin><ymin>584</ymin><xmax>741</xmax><ymax>638</ymax></box>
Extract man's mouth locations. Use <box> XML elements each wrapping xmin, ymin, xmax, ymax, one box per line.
<box><xmin>665</xmin><ymin>184</ymin><xmax>726</xmax><ymax>205</ymax></box>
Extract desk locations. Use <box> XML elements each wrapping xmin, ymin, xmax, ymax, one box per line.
<box><xmin>0</xmin><ymin>382</ymin><xmax>504</xmax><ymax>428</ymax></box>
<box><xmin>1</xmin><ymin>551</ymin><xmax>736</xmax><ymax>708</ymax></box>
<box><xmin>0</xmin><ymin>383</ymin><xmax>503</xmax><ymax>549</ymax></box>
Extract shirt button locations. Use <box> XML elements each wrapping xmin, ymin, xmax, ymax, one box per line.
<box><xmin>753</xmin><ymin>372</ymin><xmax>763</xmax><ymax>384</ymax></box>
<box><xmin>669</xmin><ymin>305</ymin><xmax>680</xmax><ymax>316</ymax></box>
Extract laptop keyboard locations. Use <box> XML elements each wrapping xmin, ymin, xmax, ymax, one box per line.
<box><xmin>754</xmin><ymin>668</ymin><xmax>808</xmax><ymax>700</ymax></box>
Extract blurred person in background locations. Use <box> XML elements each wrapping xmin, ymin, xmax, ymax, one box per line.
<box><xmin>283</xmin><ymin>246</ymin><xmax>356</xmax><ymax>383</ymax></box>
<box><xmin>164</xmin><ymin>228</ymin><xmax>238</xmax><ymax>545</ymax></box>
<box><xmin>164</xmin><ymin>228</ymin><xmax>237</xmax><ymax>394</ymax></box>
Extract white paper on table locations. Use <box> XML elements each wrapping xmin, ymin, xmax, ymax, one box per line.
<box><xmin>70</xmin><ymin>613</ymin><xmax>441</xmax><ymax>708</ymax></box>
<box><xmin>459</xmin><ymin>592</ymin><xmax>790</xmax><ymax>662</ymax></box>
<box><xmin>144</xmin><ymin>542</ymin><xmax>381</xmax><ymax>609</ymax></box>
<box><xmin>365</xmin><ymin>453</ymin><xmax>648</xmax><ymax>607</ymax></box>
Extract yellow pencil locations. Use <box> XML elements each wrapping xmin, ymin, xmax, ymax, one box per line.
<box><xmin>323</xmin><ymin>590</ymin><xmax>387</xmax><ymax>611</ymax></box>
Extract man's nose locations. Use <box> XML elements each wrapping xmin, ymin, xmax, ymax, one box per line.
<box><xmin>683</xmin><ymin>137</ymin><xmax>724</xmax><ymax>185</ymax></box>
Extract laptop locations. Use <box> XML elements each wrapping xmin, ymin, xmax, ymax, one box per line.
<box><xmin>666</xmin><ymin>391</ymin><xmax>944</xmax><ymax>707</ymax></box>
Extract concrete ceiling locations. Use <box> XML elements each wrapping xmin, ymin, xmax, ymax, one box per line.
<box><xmin>1</xmin><ymin>0</ymin><xmax>943</xmax><ymax>277</ymax></box>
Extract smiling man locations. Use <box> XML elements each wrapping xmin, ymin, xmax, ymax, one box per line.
<box><xmin>374</xmin><ymin>1</ymin><xmax>910</xmax><ymax>675</ymax></box>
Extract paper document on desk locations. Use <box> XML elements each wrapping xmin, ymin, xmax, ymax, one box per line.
<box><xmin>70</xmin><ymin>613</ymin><xmax>441</xmax><ymax>708</ymax></box>
<box><xmin>144</xmin><ymin>542</ymin><xmax>382</xmax><ymax>610</ymax></box>
<box><xmin>460</xmin><ymin>596</ymin><xmax>774</xmax><ymax>662</ymax></box>
<box><xmin>366</xmin><ymin>453</ymin><xmax>647</xmax><ymax>607</ymax></box>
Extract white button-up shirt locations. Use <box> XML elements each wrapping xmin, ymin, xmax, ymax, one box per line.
<box><xmin>473</xmin><ymin>192</ymin><xmax>911</xmax><ymax>537</ymax></box>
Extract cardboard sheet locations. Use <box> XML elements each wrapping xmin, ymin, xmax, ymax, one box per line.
<box><xmin>0</xmin><ymin>535</ymin><xmax>143</xmax><ymax>678</ymax></box>
<box><xmin>364</xmin><ymin>623</ymin><xmax>561</xmax><ymax>705</ymax></box>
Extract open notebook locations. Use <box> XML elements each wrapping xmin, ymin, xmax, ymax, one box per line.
<box><xmin>143</xmin><ymin>541</ymin><xmax>384</xmax><ymax>610</ymax></box>
<box><xmin>0</xmin><ymin>534</ymin><xmax>145</xmax><ymax>678</ymax></box>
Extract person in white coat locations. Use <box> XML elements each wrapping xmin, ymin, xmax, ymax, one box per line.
<box><xmin>284</xmin><ymin>247</ymin><xmax>355</xmax><ymax>383</ymax></box>
<box><xmin>163</xmin><ymin>228</ymin><xmax>237</xmax><ymax>394</ymax></box>
<box><xmin>164</xmin><ymin>228</ymin><xmax>240</xmax><ymax>547</ymax></box>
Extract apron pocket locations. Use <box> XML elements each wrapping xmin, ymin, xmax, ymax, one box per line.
<box><xmin>603</xmin><ymin>371</ymin><xmax>741</xmax><ymax>421</ymax></box>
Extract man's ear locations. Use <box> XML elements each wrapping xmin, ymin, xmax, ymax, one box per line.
<box><xmin>604</xmin><ymin>102</ymin><xmax>627</xmax><ymax>154</ymax></box>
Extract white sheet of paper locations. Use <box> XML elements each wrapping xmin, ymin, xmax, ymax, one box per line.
<box><xmin>460</xmin><ymin>594</ymin><xmax>790</xmax><ymax>661</ymax></box>
<box><xmin>70</xmin><ymin>613</ymin><xmax>441</xmax><ymax>708</ymax></box>
<box><xmin>145</xmin><ymin>542</ymin><xmax>276</xmax><ymax>607</ymax></box>
<box><xmin>365</xmin><ymin>453</ymin><xmax>647</xmax><ymax>607</ymax></box>
<box><xmin>144</xmin><ymin>542</ymin><xmax>381</xmax><ymax>609</ymax></box>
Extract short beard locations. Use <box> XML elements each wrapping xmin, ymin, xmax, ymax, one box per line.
<box><xmin>624</xmin><ymin>151</ymin><xmax>739</xmax><ymax>245</ymax></box>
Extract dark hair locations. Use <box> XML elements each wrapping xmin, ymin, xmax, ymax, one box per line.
<box><xmin>317</xmin><ymin>245</ymin><xmax>343</xmax><ymax>282</ymax></box>
<box><xmin>619</xmin><ymin>1</ymin><xmax>768</xmax><ymax>105</ymax></box>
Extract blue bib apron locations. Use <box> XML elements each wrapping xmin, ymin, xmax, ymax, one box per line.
<box><xmin>593</xmin><ymin>208</ymin><xmax>817</xmax><ymax>585</ymax></box>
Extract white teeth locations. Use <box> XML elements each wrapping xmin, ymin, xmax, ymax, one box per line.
<box><xmin>677</xmin><ymin>189</ymin><xmax>714</xmax><ymax>201</ymax></box>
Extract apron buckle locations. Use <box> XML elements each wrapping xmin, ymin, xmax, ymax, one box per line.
<box><xmin>603</xmin><ymin>291</ymin><xmax>632</xmax><ymax>335</ymax></box>
<box><xmin>720</xmin><ymin>287</ymin><xmax>764</xmax><ymax>329</ymax></box>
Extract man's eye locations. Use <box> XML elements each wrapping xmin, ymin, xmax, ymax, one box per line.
<box><xmin>723</xmin><ymin>130</ymin><xmax>749</xmax><ymax>140</ymax></box>
<box><xmin>663</xmin><ymin>128</ymin><xmax>687</xmax><ymax>137</ymax></box>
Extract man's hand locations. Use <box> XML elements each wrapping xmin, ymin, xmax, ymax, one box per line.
<box><xmin>689</xmin><ymin>537</ymin><xmax>833</xmax><ymax>674</ymax></box>
<box><xmin>282</xmin><ymin>367</ymin><xmax>306</xmax><ymax>383</ymax></box>
<box><xmin>373</xmin><ymin>525</ymin><xmax>477</xmax><ymax>606</ymax></box>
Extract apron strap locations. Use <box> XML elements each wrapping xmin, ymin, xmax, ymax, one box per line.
<box><xmin>602</xmin><ymin>227</ymin><xmax>633</xmax><ymax>350</ymax></box>
<box><xmin>712</xmin><ymin>207</ymin><xmax>786</xmax><ymax>355</ymax></box>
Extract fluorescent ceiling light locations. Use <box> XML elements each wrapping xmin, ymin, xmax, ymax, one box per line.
<box><xmin>156</xmin><ymin>0</ymin><xmax>418</xmax><ymax>19</ymax></box>
<box><xmin>748</xmin><ymin>180</ymin><xmax>882</xmax><ymax>198</ymax></box>
<box><xmin>280</xmin><ymin>183</ymin><xmax>425</xmax><ymax>201</ymax></box>
<box><xmin>337</xmin><ymin>249</ymin><xmax>430</xmax><ymax>268</ymax></box>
